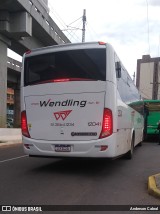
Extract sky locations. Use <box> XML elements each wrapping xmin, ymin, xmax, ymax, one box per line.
<box><xmin>48</xmin><ymin>0</ymin><xmax>160</xmax><ymax>78</ymax></box>
<box><xmin>8</xmin><ymin>0</ymin><xmax>160</xmax><ymax>79</ymax></box>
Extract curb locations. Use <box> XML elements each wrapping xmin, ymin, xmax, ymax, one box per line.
<box><xmin>148</xmin><ymin>174</ymin><xmax>160</xmax><ymax>199</ymax></box>
<box><xmin>0</xmin><ymin>140</ymin><xmax>22</xmax><ymax>147</ymax></box>
<box><xmin>0</xmin><ymin>128</ymin><xmax>22</xmax><ymax>147</ymax></box>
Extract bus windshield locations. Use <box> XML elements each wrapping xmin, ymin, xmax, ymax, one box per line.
<box><xmin>24</xmin><ymin>48</ymin><xmax>106</xmax><ymax>86</ymax></box>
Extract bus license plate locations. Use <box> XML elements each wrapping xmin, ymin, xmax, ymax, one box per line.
<box><xmin>55</xmin><ymin>145</ymin><xmax>71</xmax><ymax>152</ymax></box>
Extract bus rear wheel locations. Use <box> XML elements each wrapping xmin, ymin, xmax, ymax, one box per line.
<box><xmin>125</xmin><ymin>135</ymin><xmax>134</xmax><ymax>160</ymax></box>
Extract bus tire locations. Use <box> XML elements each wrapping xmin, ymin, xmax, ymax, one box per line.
<box><xmin>125</xmin><ymin>134</ymin><xmax>134</xmax><ymax>159</ymax></box>
<box><xmin>138</xmin><ymin>141</ymin><xmax>142</xmax><ymax>147</ymax></box>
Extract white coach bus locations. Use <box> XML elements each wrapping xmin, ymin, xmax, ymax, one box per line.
<box><xmin>21</xmin><ymin>42</ymin><xmax>144</xmax><ymax>159</ymax></box>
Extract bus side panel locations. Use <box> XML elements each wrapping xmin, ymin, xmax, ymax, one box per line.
<box><xmin>106</xmin><ymin>45</ymin><xmax>132</xmax><ymax>157</ymax></box>
<box><xmin>116</xmin><ymin>94</ymin><xmax>132</xmax><ymax>155</ymax></box>
<box><xmin>133</xmin><ymin>111</ymin><xmax>144</xmax><ymax>146</ymax></box>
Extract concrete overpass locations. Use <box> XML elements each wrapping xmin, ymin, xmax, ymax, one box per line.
<box><xmin>0</xmin><ymin>0</ymin><xmax>71</xmax><ymax>127</ymax></box>
<box><xmin>7</xmin><ymin>57</ymin><xmax>21</xmax><ymax>83</ymax></box>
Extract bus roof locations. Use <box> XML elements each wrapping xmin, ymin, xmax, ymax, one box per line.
<box><xmin>24</xmin><ymin>41</ymin><xmax>109</xmax><ymax>58</ymax></box>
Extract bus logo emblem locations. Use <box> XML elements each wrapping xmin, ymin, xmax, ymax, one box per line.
<box><xmin>54</xmin><ymin>110</ymin><xmax>72</xmax><ymax>121</ymax></box>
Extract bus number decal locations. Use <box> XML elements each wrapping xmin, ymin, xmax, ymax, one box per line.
<box><xmin>88</xmin><ymin>122</ymin><xmax>101</xmax><ymax>126</ymax></box>
<box><xmin>51</xmin><ymin>123</ymin><xmax>74</xmax><ymax>127</ymax></box>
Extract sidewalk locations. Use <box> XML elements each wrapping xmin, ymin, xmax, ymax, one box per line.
<box><xmin>0</xmin><ymin>128</ymin><xmax>22</xmax><ymax>147</ymax></box>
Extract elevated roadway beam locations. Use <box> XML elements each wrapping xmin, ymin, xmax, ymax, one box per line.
<box><xmin>0</xmin><ymin>0</ymin><xmax>70</xmax><ymax>55</ymax></box>
<box><xmin>0</xmin><ymin>0</ymin><xmax>71</xmax><ymax>127</ymax></box>
<box><xmin>7</xmin><ymin>57</ymin><xmax>21</xmax><ymax>84</ymax></box>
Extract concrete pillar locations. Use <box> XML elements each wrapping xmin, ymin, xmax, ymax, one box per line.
<box><xmin>0</xmin><ymin>38</ymin><xmax>8</xmax><ymax>127</ymax></box>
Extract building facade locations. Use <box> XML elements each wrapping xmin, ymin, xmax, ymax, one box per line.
<box><xmin>7</xmin><ymin>88</ymin><xmax>14</xmax><ymax>127</ymax></box>
<box><xmin>136</xmin><ymin>55</ymin><xmax>160</xmax><ymax>100</ymax></box>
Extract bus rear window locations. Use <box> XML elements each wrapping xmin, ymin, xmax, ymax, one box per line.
<box><xmin>24</xmin><ymin>49</ymin><xmax>106</xmax><ymax>86</ymax></box>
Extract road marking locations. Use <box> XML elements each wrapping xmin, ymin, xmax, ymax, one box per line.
<box><xmin>0</xmin><ymin>155</ymin><xmax>28</xmax><ymax>163</ymax></box>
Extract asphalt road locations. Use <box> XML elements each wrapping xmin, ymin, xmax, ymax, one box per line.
<box><xmin>0</xmin><ymin>141</ymin><xmax>160</xmax><ymax>214</ymax></box>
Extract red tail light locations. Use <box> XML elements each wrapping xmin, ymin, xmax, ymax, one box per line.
<box><xmin>25</xmin><ymin>50</ymin><xmax>31</xmax><ymax>55</ymax></box>
<box><xmin>54</xmin><ymin>78</ymin><xmax>70</xmax><ymax>82</ymax></box>
<box><xmin>21</xmin><ymin>111</ymin><xmax>30</xmax><ymax>138</ymax></box>
<box><xmin>32</xmin><ymin>78</ymin><xmax>95</xmax><ymax>85</ymax></box>
<box><xmin>98</xmin><ymin>41</ymin><xmax>106</xmax><ymax>45</ymax></box>
<box><xmin>100</xmin><ymin>108</ymin><xmax>113</xmax><ymax>138</ymax></box>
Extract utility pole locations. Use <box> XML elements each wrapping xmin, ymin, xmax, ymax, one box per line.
<box><xmin>82</xmin><ymin>9</ymin><xmax>86</xmax><ymax>42</ymax></box>
<box><xmin>152</xmin><ymin>62</ymin><xmax>159</xmax><ymax>100</ymax></box>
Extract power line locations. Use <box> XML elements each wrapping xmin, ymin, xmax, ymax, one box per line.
<box><xmin>67</xmin><ymin>16</ymin><xmax>82</xmax><ymax>27</ymax></box>
<box><xmin>146</xmin><ymin>0</ymin><xmax>151</xmax><ymax>55</ymax></box>
<box><xmin>86</xmin><ymin>22</ymin><xmax>99</xmax><ymax>40</ymax></box>
<box><xmin>67</xmin><ymin>20</ymin><xmax>82</xmax><ymax>42</ymax></box>
<box><xmin>144</xmin><ymin>0</ymin><xmax>155</xmax><ymax>99</ymax></box>
<box><xmin>64</xmin><ymin>30</ymin><xmax>81</xmax><ymax>43</ymax></box>
<box><xmin>48</xmin><ymin>3</ymin><xmax>82</xmax><ymax>42</ymax></box>
<box><xmin>49</xmin><ymin>4</ymin><xmax>87</xmax><ymax>42</ymax></box>
<box><xmin>63</xmin><ymin>18</ymin><xmax>82</xmax><ymax>42</ymax></box>
<box><xmin>48</xmin><ymin>2</ymin><xmax>67</xmax><ymax>29</ymax></box>
<box><xmin>85</xmin><ymin>23</ymin><xmax>99</xmax><ymax>41</ymax></box>
<box><xmin>158</xmin><ymin>35</ymin><xmax>160</xmax><ymax>57</ymax></box>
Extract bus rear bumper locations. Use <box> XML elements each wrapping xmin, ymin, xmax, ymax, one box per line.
<box><xmin>22</xmin><ymin>134</ymin><xmax>118</xmax><ymax>158</ymax></box>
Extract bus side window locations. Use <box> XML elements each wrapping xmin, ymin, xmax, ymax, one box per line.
<box><xmin>115</xmin><ymin>61</ymin><xmax>121</xmax><ymax>78</ymax></box>
<box><xmin>114</xmin><ymin>51</ymin><xmax>122</xmax><ymax>79</ymax></box>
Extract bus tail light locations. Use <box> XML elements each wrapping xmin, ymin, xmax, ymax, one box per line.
<box><xmin>25</xmin><ymin>50</ymin><xmax>31</xmax><ymax>55</ymax></box>
<box><xmin>98</xmin><ymin>41</ymin><xmax>106</xmax><ymax>45</ymax></box>
<box><xmin>21</xmin><ymin>111</ymin><xmax>30</xmax><ymax>138</ymax></box>
<box><xmin>99</xmin><ymin>108</ymin><xmax>113</xmax><ymax>138</ymax></box>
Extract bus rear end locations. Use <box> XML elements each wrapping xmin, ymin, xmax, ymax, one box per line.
<box><xmin>21</xmin><ymin>42</ymin><xmax>116</xmax><ymax>158</ymax></box>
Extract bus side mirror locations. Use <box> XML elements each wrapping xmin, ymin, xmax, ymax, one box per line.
<box><xmin>115</xmin><ymin>61</ymin><xmax>121</xmax><ymax>78</ymax></box>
